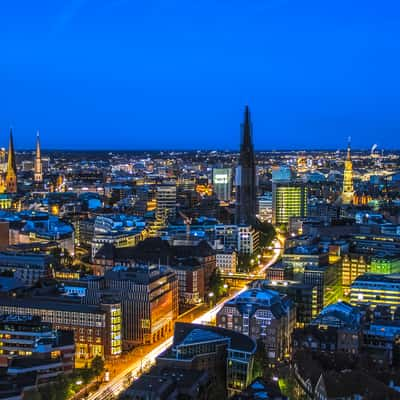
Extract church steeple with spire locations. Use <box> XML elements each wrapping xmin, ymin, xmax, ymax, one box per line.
<box><xmin>34</xmin><ymin>130</ymin><xmax>43</xmax><ymax>184</ymax></box>
<box><xmin>5</xmin><ymin>128</ymin><xmax>17</xmax><ymax>193</ymax></box>
<box><xmin>341</xmin><ymin>137</ymin><xmax>354</xmax><ymax>205</ymax></box>
<box><xmin>235</xmin><ymin>105</ymin><xmax>257</xmax><ymax>224</ymax></box>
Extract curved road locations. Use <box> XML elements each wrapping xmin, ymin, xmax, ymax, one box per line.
<box><xmin>86</xmin><ymin>238</ymin><xmax>283</xmax><ymax>400</ymax></box>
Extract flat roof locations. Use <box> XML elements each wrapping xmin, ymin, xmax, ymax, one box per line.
<box><xmin>0</xmin><ymin>297</ymin><xmax>105</xmax><ymax>314</ymax></box>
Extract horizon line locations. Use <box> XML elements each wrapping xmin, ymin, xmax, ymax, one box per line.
<box><xmin>11</xmin><ymin>147</ymin><xmax>397</xmax><ymax>153</ymax></box>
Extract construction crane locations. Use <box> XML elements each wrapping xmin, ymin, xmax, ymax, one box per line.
<box><xmin>178</xmin><ymin>210</ymin><xmax>192</xmax><ymax>240</ymax></box>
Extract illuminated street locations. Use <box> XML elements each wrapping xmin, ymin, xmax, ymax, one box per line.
<box><xmin>85</xmin><ymin>239</ymin><xmax>283</xmax><ymax>400</ymax></box>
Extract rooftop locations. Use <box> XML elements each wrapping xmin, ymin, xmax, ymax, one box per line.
<box><xmin>0</xmin><ymin>297</ymin><xmax>106</xmax><ymax>315</ymax></box>
<box><xmin>352</xmin><ymin>273</ymin><xmax>400</xmax><ymax>284</ymax></box>
<box><xmin>172</xmin><ymin>322</ymin><xmax>256</xmax><ymax>354</ymax></box>
<box><xmin>284</xmin><ymin>246</ymin><xmax>325</xmax><ymax>255</ymax></box>
<box><xmin>181</xmin><ymin>329</ymin><xmax>225</xmax><ymax>346</ymax></box>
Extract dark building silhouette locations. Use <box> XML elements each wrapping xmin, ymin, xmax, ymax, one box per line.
<box><xmin>235</xmin><ymin>106</ymin><xmax>257</xmax><ymax>225</ymax></box>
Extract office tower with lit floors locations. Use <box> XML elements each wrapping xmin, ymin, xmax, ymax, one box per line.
<box><xmin>272</xmin><ymin>181</ymin><xmax>308</xmax><ymax>226</ymax></box>
<box><xmin>156</xmin><ymin>184</ymin><xmax>177</xmax><ymax>222</ymax></box>
<box><xmin>212</xmin><ymin>167</ymin><xmax>232</xmax><ymax>201</ymax></box>
<box><xmin>235</xmin><ymin>106</ymin><xmax>257</xmax><ymax>225</ymax></box>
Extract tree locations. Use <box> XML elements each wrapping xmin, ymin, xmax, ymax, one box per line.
<box><xmin>39</xmin><ymin>377</ymin><xmax>69</xmax><ymax>400</ymax></box>
<box><xmin>24</xmin><ymin>390</ymin><xmax>42</xmax><ymax>400</ymax></box>
<box><xmin>209</xmin><ymin>269</ymin><xmax>224</xmax><ymax>300</ymax></box>
<box><xmin>207</xmin><ymin>378</ymin><xmax>227</xmax><ymax>400</ymax></box>
<box><xmin>238</xmin><ymin>253</ymin><xmax>252</xmax><ymax>273</ymax></box>
<box><xmin>253</xmin><ymin>338</ymin><xmax>268</xmax><ymax>379</ymax></box>
<box><xmin>91</xmin><ymin>355</ymin><xmax>105</xmax><ymax>376</ymax></box>
<box><xmin>253</xmin><ymin>221</ymin><xmax>276</xmax><ymax>249</ymax></box>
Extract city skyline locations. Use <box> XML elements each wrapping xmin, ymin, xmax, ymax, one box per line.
<box><xmin>1</xmin><ymin>2</ymin><xmax>400</xmax><ymax>400</ymax></box>
<box><xmin>0</xmin><ymin>126</ymin><xmax>397</xmax><ymax>152</ymax></box>
<box><xmin>1</xmin><ymin>1</ymin><xmax>399</xmax><ymax>149</ymax></box>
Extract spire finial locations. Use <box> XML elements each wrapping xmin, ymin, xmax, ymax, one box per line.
<box><xmin>347</xmin><ymin>136</ymin><xmax>351</xmax><ymax>160</ymax></box>
<box><xmin>241</xmin><ymin>105</ymin><xmax>252</xmax><ymax>149</ymax></box>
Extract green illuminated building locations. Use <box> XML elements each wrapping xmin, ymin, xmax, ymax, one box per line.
<box><xmin>272</xmin><ymin>182</ymin><xmax>308</xmax><ymax>226</ymax></box>
<box><xmin>370</xmin><ymin>254</ymin><xmax>400</xmax><ymax>274</ymax></box>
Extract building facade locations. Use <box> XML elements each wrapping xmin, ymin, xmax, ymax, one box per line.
<box><xmin>104</xmin><ymin>265</ymin><xmax>178</xmax><ymax>346</ymax></box>
<box><xmin>272</xmin><ymin>182</ymin><xmax>308</xmax><ymax>226</ymax></box>
<box><xmin>156</xmin><ymin>184</ymin><xmax>177</xmax><ymax>222</ymax></box>
<box><xmin>0</xmin><ymin>252</ymin><xmax>54</xmax><ymax>286</ymax></box>
<box><xmin>212</xmin><ymin>168</ymin><xmax>232</xmax><ymax>202</ymax></box>
<box><xmin>0</xmin><ymin>315</ymin><xmax>75</xmax><ymax>383</ymax></box>
<box><xmin>157</xmin><ymin>322</ymin><xmax>256</xmax><ymax>397</ymax></box>
<box><xmin>216</xmin><ymin>250</ymin><xmax>238</xmax><ymax>274</ymax></box>
<box><xmin>217</xmin><ymin>288</ymin><xmax>295</xmax><ymax>362</ymax></box>
<box><xmin>350</xmin><ymin>273</ymin><xmax>400</xmax><ymax>312</ymax></box>
<box><xmin>0</xmin><ymin>298</ymin><xmax>121</xmax><ymax>362</ymax></box>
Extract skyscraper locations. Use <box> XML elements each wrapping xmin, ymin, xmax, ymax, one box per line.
<box><xmin>342</xmin><ymin>138</ymin><xmax>354</xmax><ymax>205</ymax></box>
<box><xmin>156</xmin><ymin>184</ymin><xmax>177</xmax><ymax>222</ymax></box>
<box><xmin>5</xmin><ymin>128</ymin><xmax>17</xmax><ymax>194</ymax></box>
<box><xmin>235</xmin><ymin>106</ymin><xmax>257</xmax><ymax>225</ymax></box>
<box><xmin>212</xmin><ymin>167</ymin><xmax>232</xmax><ymax>201</ymax></box>
<box><xmin>34</xmin><ymin>130</ymin><xmax>43</xmax><ymax>185</ymax></box>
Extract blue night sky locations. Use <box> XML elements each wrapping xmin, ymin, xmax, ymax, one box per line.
<box><xmin>0</xmin><ymin>1</ymin><xmax>399</xmax><ymax>150</ymax></box>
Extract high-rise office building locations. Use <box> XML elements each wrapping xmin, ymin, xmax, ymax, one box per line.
<box><xmin>156</xmin><ymin>184</ymin><xmax>177</xmax><ymax>222</ymax></box>
<box><xmin>212</xmin><ymin>168</ymin><xmax>232</xmax><ymax>201</ymax></box>
<box><xmin>5</xmin><ymin>128</ymin><xmax>17</xmax><ymax>194</ymax></box>
<box><xmin>104</xmin><ymin>264</ymin><xmax>178</xmax><ymax>346</ymax></box>
<box><xmin>272</xmin><ymin>182</ymin><xmax>308</xmax><ymax>226</ymax></box>
<box><xmin>257</xmin><ymin>192</ymin><xmax>273</xmax><ymax>222</ymax></box>
<box><xmin>341</xmin><ymin>138</ymin><xmax>354</xmax><ymax>205</ymax></box>
<box><xmin>34</xmin><ymin>130</ymin><xmax>43</xmax><ymax>184</ymax></box>
<box><xmin>235</xmin><ymin>106</ymin><xmax>257</xmax><ymax>225</ymax></box>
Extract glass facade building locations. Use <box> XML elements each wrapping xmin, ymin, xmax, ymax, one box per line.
<box><xmin>272</xmin><ymin>182</ymin><xmax>308</xmax><ymax>226</ymax></box>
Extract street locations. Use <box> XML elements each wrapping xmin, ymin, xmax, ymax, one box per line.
<box><xmin>84</xmin><ymin>238</ymin><xmax>283</xmax><ymax>400</ymax></box>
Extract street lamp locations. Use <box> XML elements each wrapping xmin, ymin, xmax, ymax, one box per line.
<box><xmin>208</xmin><ymin>292</ymin><xmax>214</xmax><ymax>307</ymax></box>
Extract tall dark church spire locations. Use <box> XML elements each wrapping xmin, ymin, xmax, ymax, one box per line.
<box><xmin>235</xmin><ymin>106</ymin><xmax>257</xmax><ymax>225</ymax></box>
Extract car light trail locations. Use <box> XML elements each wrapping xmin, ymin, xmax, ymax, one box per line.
<box><xmin>86</xmin><ymin>239</ymin><xmax>282</xmax><ymax>400</ymax></box>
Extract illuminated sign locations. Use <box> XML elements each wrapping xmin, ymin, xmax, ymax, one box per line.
<box><xmin>214</xmin><ymin>174</ymin><xmax>228</xmax><ymax>184</ymax></box>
